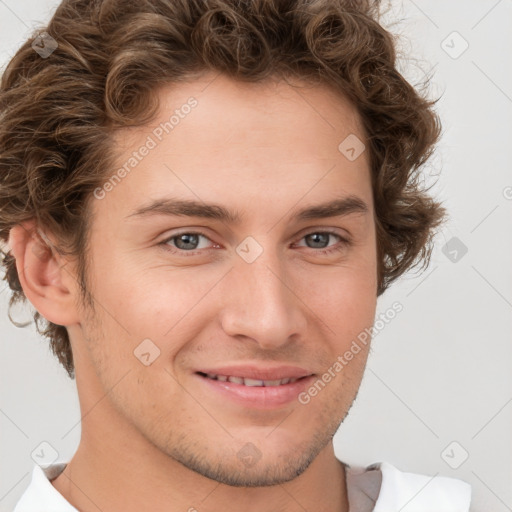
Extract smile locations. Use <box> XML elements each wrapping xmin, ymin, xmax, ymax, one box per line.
<box><xmin>197</xmin><ymin>371</ymin><xmax>302</xmax><ymax>387</ymax></box>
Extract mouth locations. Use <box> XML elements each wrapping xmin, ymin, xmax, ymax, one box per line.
<box><xmin>193</xmin><ymin>370</ymin><xmax>316</xmax><ymax>409</ymax></box>
<box><xmin>196</xmin><ymin>371</ymin><xmax>309</xmax><ymax>387</ymax></box>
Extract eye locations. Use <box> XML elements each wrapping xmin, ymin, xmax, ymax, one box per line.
<box><xmin>158</xmin><ymin>229</ymin><xmax>351</xmax><ymax>256</ymax></box>
<box><xmin>295</xmin><ymin>230</ymin><xmax>351</xmax><ymax>255</ymax></box>
<box><xmin>160</xmin><ymin>232</ymin><xmax>215</xmax><ymax>253</ymax></box>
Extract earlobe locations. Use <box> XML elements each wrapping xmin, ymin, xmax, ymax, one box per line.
<box><xmin>7</xmin><ymin>221</ymin><xmax>81</xmax><ymax>327</ymax></box>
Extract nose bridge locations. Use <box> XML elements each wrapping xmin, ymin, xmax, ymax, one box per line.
<box><xmin>220</xmin><ymin>243</ymin><xmax>305</xmax><ymax>347</ymax></box>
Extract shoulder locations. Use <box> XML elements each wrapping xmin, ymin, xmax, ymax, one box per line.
<box><xmin>345</xmin><ymin>461</ymin><xmax>471</xmax><ymax>512</ymax></box>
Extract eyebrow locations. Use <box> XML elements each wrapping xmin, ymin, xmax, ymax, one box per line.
<box><xmin>125</xmin><ymin>195</ymin><xmax>368</xmax><ymax>223</ymax></box>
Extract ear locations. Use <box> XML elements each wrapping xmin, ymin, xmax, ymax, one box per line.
<box><xmin>7</xmin><ymin>220</ymin><xmax>81</xmax><ymax>326</ymax></box>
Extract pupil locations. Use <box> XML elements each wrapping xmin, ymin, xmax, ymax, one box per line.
<box><xmin>176</xmin><ymin>233</ymin><xmax>198</xmax><ymax>250</ymax></box>
<box><xmin>308</xmin><ymin>233</ymin><xmax>328</xmax><ymax>248</ymax></box>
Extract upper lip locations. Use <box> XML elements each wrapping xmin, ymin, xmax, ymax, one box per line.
<box><xmin>195</xmin><ymin>364</ymin><xmax>314</xmax><ymax>381</ymax></box>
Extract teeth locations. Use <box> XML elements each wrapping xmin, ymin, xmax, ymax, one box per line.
<box><xmin>264</xmin><ymin>379</ymin><xmax>284</xmax><ymax>386</ymax></box>
<box><xmin>203</xmin><ymin>373</ymin><xmax>301</xmax><ymax>386</ymax></box>
<box><xmin>242</xmin><ymin>378</ymin><xmax>264</xmax><ymax>386</ymax></box>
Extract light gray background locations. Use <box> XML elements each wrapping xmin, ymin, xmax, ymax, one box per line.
<box><xmin>1</xmin><ymin>1</ymin><xmax>511</xmax><ymax>511</ymax></box>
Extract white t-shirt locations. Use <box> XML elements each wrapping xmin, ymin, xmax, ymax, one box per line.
<box><xmin>13</xmin><ymin>460</ymin><xmax>471</xmax><ymax>512</ymax></box>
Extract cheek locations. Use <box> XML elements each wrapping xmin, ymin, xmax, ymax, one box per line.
<box><xmin>305</xmin><ymin>274</ymin><xmax>376</xmax><ymax>378</ymax></box>
<box><xmin>91</xmin><ymin>263</ymin><xmax>200</xmax><ymax>333</ymax></box>
<box><xmin>84</xmin><ymin>270</ymin><xmax>220</xmax><ymax>383</ymax></box>
<box><xmin>301</xmin><ymin>261</ymin><xmax>377</xmax><ymax>325</ymax></box>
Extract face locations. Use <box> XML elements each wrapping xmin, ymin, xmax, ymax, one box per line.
<box><xmin>69</xmin><ymin>72</ymin><xmax>377</xmax><ymax>486</ymax></box>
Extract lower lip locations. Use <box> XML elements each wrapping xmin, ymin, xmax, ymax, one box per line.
<box><xmin>194</xmin><ymin>373</ymin><xmax>316</xmax><ymax>409</ymax></box>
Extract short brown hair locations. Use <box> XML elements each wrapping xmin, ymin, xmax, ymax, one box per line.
<box><xmin>0</xmin><ymin>0</ymin><xmax>444</xmax><ymax>379</ymax></box>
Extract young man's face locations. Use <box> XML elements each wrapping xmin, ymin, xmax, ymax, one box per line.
<box><xmin>66</xmin><ymin>72</ymin><xmax>377</xmax><ymax>486</ymax></box>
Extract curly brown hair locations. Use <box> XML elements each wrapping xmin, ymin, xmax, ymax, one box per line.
<box><xmin>0</xmin><ymin>0</ymin><xmax>444</xmax><ymax>379</ymax></box>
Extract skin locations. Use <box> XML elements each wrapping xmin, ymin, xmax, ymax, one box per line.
<box><xmin>9</xmin><ymin>72</ymin><xmax>377</xmax><ymax>512</ymax></box>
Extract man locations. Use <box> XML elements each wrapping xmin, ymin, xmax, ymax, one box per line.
<box><xmin>1</xmin><ymin>0</ymin><xmax>471</xmax><ymax>510</ymax></box>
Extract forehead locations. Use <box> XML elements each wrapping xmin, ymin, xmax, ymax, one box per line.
<box><xmin>102</xmin><ymin>72</ymin><xmax>372</xmax><ymax>224</ymax></box>
<box><xmin>113</xmin><ymin>71</ymin><xmax>367</xmax><ymax>158</ymax></box>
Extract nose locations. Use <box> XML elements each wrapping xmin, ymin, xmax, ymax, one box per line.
<box><xmin>219</xmin><ymin>247</ymin><xmax>308</xmax><ymax>350</ymax></box>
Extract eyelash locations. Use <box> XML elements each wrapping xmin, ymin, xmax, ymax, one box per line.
<box><xmin>158</xmin><ymin>229</ymin><xmax>351</xmax><ymax>257</ymax></box>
